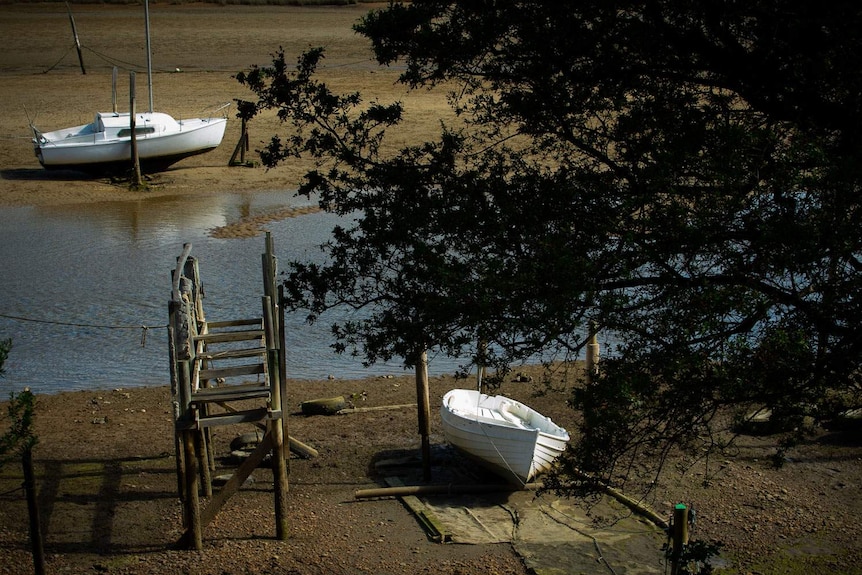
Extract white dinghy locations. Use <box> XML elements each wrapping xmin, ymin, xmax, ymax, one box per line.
<box><xmin>441</xmin><ymin>388</ymin><xmax>570</xmax><ymax>485</ymax></box>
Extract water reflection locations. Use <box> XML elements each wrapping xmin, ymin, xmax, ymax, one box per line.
<box><xmin>0</xmin><ymin>191</ymin><xmax>459</xmax><ymax>394</ymax></box>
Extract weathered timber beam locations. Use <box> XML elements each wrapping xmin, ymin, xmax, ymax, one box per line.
<box><xmin>355</xmin><ymin>482</ymin><xmax>542</xmax><ymax>499</ymax></box>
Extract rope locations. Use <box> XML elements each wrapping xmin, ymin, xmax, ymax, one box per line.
<box><xmin>82</xmin><ymin>45</ymin><xmax>149</xmax><ymax>73</ymax></box>
<box><xmin>469</xmin><ymin>385</ymin><xmax>528</xmax><ymax>488</ymax></box>
<box><xmin>0</xmin><ymin>312</ymin><xmax>166</xmax><ymax>347</ymax></box>
<box><xmin>42</xmin><ymin>42</ymin><xmax>76</xmax><ymax>73</ymax></box>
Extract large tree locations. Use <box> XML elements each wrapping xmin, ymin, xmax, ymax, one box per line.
<box><xmin>238</xmin><ymin>1</ymin><xmax>862</xmax><ymax>490</ymax></box>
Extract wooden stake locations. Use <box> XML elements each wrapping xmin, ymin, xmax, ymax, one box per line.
<box><xmin>585</xmin><ymin>321</ymin><xmax>600</xmax><ymax>384</ymax></box>
<box><xmin>670</xmin><ymin>503</ymin><xmax>689</xmax><ymax>575</ymax></box>
<box><xmin>415</xmin><ymin>350</ymin><xmax>432</xmax><ymax>481</ymax></box>
<box><xmin>65</xmin><ymin>2</ymin><xmax>85</xmax><ymax>75</ymax></box>
<box><xmin>278</xmin><ymin>284</ymin><xmax>290</xmax><ymax>465</ymax></box>
<box><xmin>182</xmin><ymin>430</ymin><xmax>202</xmax><ymax>550</ymax></box>
<box><xmin>129</xmin><ymin>72</ymin><xmax>143</xmax><ymax>187</ymax></box>
<box><xmin>22</xmin><ymin>447</ymin><xmax>46</xmax><ymax>575</ymax></box>
<box><xmin>264</xmin><ymin>295</ymin><xmax>289</xmax><ymax>540</ymax></box>
<box><xmin>197</xmin><ymin>431</ymin><xmax>212</xmax><ymax>498</ymax></box>
<box><xmin>112</xmin><ymin>67</ymin><xmax>118</xmax><ymax>113</ymax></box>
<box><xmin>477</xmin><ymin>339</ymin><xmax>487</xmax><ymax>394</ymax></box>
<box><xmin>167</xmin><ymin>325</ymin><xmax>187</xmax><ymax>501</ymax></box>
<box><xmin>229</xmin><ymin>118</ymin><xmax>250</xmax><ymax>166</ymax></box>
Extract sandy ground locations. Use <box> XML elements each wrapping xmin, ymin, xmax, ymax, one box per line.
<box><xmin>0</xmin><ymin>2</ymin><xmax>449</xmax><ymax>212</ymax></box>
<box><xmin>1</xmin><ymin>363</ymin><xmax>861</xmax><ymax>575</ymax></box>
<box><xmin>2</xmin><ymin>4</ymin><xmax>862</xmax><ymax>575</ymax></box>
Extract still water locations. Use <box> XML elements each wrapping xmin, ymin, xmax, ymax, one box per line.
<box><xmin>0</xmin><ymin>191</ymin><xmax>462</xmax><ymax>394</ymax></box>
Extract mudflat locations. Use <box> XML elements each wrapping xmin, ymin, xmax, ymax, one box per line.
<box><xmin>1</xmin><ymin>5</ymin><xmax>861</xmax><ymax>575</ymax></box>
<box><xmin>0</xmin><ymin>2</ymin><xmax>447</xmax><ymax>208</ymax></box>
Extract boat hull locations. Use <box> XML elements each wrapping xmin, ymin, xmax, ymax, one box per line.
<box><xmin>34</xmin><ymin>113</ymin><xmax>227</xmax><ymax>173</ymax></box>
<box><xmin>440</xmin><ymin>389</ymin><xmax>569</xmax><ymax>484</ymax></box>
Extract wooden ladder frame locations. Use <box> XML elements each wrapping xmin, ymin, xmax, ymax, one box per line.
<box><xmin>167</xmin><ymin>233</ymin><xmax>289</xmax><ymax>550</ymax></box>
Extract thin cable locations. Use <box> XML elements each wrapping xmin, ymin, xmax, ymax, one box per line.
<box><xmin>42</xmin><ymin>43</ymin><xmax>76</xmax><ymax>73</ymax></box>
<box><xmin>82</xmin><ymin>45</ymin><xmax>146</xmax><ymax>73</ymax></box>
<box><xmin>469</xmin><ymin>388</ymin><xmax>528</xmax><ymax>487</ymax></box>
<box><xmin>0</xmin><ymin>312</ymin><xmax>165</xmax><ymax>331</ymax></box>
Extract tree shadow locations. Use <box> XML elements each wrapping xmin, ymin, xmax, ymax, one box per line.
<box><xmin>0</xmin><ymin>453</ymin><xmax>181</xmax><ymax>556</ymax></box>
<box><xmin>0</xmin><ymin>168</ymin><xmax>97</xmax><ymax>182</ymax></box>
<box><xmin>367</xmin><ymin>445</ymin><xmax>524</xmax><ymax>508</ymax></box>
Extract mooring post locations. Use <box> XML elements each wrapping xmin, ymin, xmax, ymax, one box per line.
<box><xmin>65</xmin><ymin>1</ymin><xmax>86</xmax><ymax>75</ymax></box>
<box><xmin>476</xmin><ymin>339</ymin><xmax>487</xmax><ymax>394</ymax></box>
<box><xmin>415</xmin><ymin>350</ymin><xmax>432</xmax><ymax>481</ymax></box>
<box><xmin>129</xmin><ymin>72</ymin><xmax>142</xmax><ymax>188</ymax></box>
<box><xmin>585</xmin><ymin>320</ymin><xmax>600</xmax><ymax>384</ymax></box>
<box><xmin>670</xmin><ymin>503</ymin><xmax>690</xmax><ymax>575</ymax></box>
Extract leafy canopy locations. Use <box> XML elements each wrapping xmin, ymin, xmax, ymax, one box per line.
<box><xmin>238</xmin><ymin>1</ymin><xmax>862</xmax><ymax>488</ymax></box>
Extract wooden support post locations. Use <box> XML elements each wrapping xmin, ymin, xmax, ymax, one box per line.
<box><xmin>22</xmin><ymin>447</ymin><xmax>46</xmax><ymax>575</ymax></box>
<box><xmin>229</xmin><ymin>117</ymin><xmax>251</xmax><ymax>166</ymax></box>
<box><xmin>65</xmin><ymin>1</ymin><xmax>85</xmax><ymax>75</ymax></box>
<box><xmin>169</xmin><ymin>237</ymin><xmax>294</xmax><ymax>546</ymax></box>
<box><xmin>585</xmin><ymin>320</ymin><xmax>600</xmax><ymax>384</ymax></box>
<box><xmin>112</xmin><ymin>67</ymin><xmax>117</xmax><ymax>113</ymax></box>
<box><xmin>243</xmin><ymin>121</ymin><xmax>249</xmax><ymax>164</ymax></box>
<box><xmin>270</xmin><ymin>417</ymin><xmax>289</xmax><ymax>540</ymax></box>
<box><xmin>263</xmin><ymin>295</ymin><xmax>289</xmax><ymax>539</ymax></box>
<box><xmin>415</xmin><ymin>350</ymin><xmax>432</xmax><ymax>481</ymax></box>
<box><xmin>182</xmin><ymin>430</ymin><xmax>202</xmax><ymax>550</ymax></box>
<box><xmin>167</xmin><ymin>325</ymin><xmax>186</xmax><ymax>502</ymax></box>
<box><xmin>670</xmin><ymin>503</ymin><xmax>690</xmax><ymax>575</ymax></box>
<box><xmin>278</xmin><ymin>284</ymin><xmax>290</xmax><ymax>466</ymax></box>
<box><xmin>476</xmin><ymin>340</ymin><xmax>487</xmax><ymax>394</ymax></box>
<box><xmin>198</xmin><ymin>431</ymin><xmax>212</xmax><ymax>498</ymax></box>
<box><xmin>129</xmin><ymin>72</ymin><xmax>143</xmax><ymax>188</ymax></box>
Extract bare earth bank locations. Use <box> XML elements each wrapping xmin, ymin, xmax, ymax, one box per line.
<box><xmin>0</xmin><ymin>5</ymin><xmax>860</xmax><ymax>575</ymax></box>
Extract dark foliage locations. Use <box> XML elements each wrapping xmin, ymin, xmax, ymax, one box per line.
<box><xmin>0</xmin><ymin>339</ymin><xmax>38</xmax><ymax>468</ymax></box>
<box><xmin>238</xmin><ymin>1</ymin><xmax>862</xmax><ymax>489</ymax></box>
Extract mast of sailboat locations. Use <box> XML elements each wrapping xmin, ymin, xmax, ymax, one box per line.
<box><xmin>144</xmin><ymin>0</ymin><xmax>154</xmax><ymax>113</ymax></box>
<box><xmin>112</xmin><ymin>67</ymin><xmax>117</xmax><ymax>113</ymax></box>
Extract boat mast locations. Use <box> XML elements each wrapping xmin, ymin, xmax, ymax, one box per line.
<box><xmin>144</xmin><ymin>0</ymin><xmax>154</xmax><ymax>113</ymax></box>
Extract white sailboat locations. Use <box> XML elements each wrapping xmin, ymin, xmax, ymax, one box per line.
<box><xmin>31</xmin><ymin>1</ymin><xmax>227</xmax><ymax>173</ymax></box>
